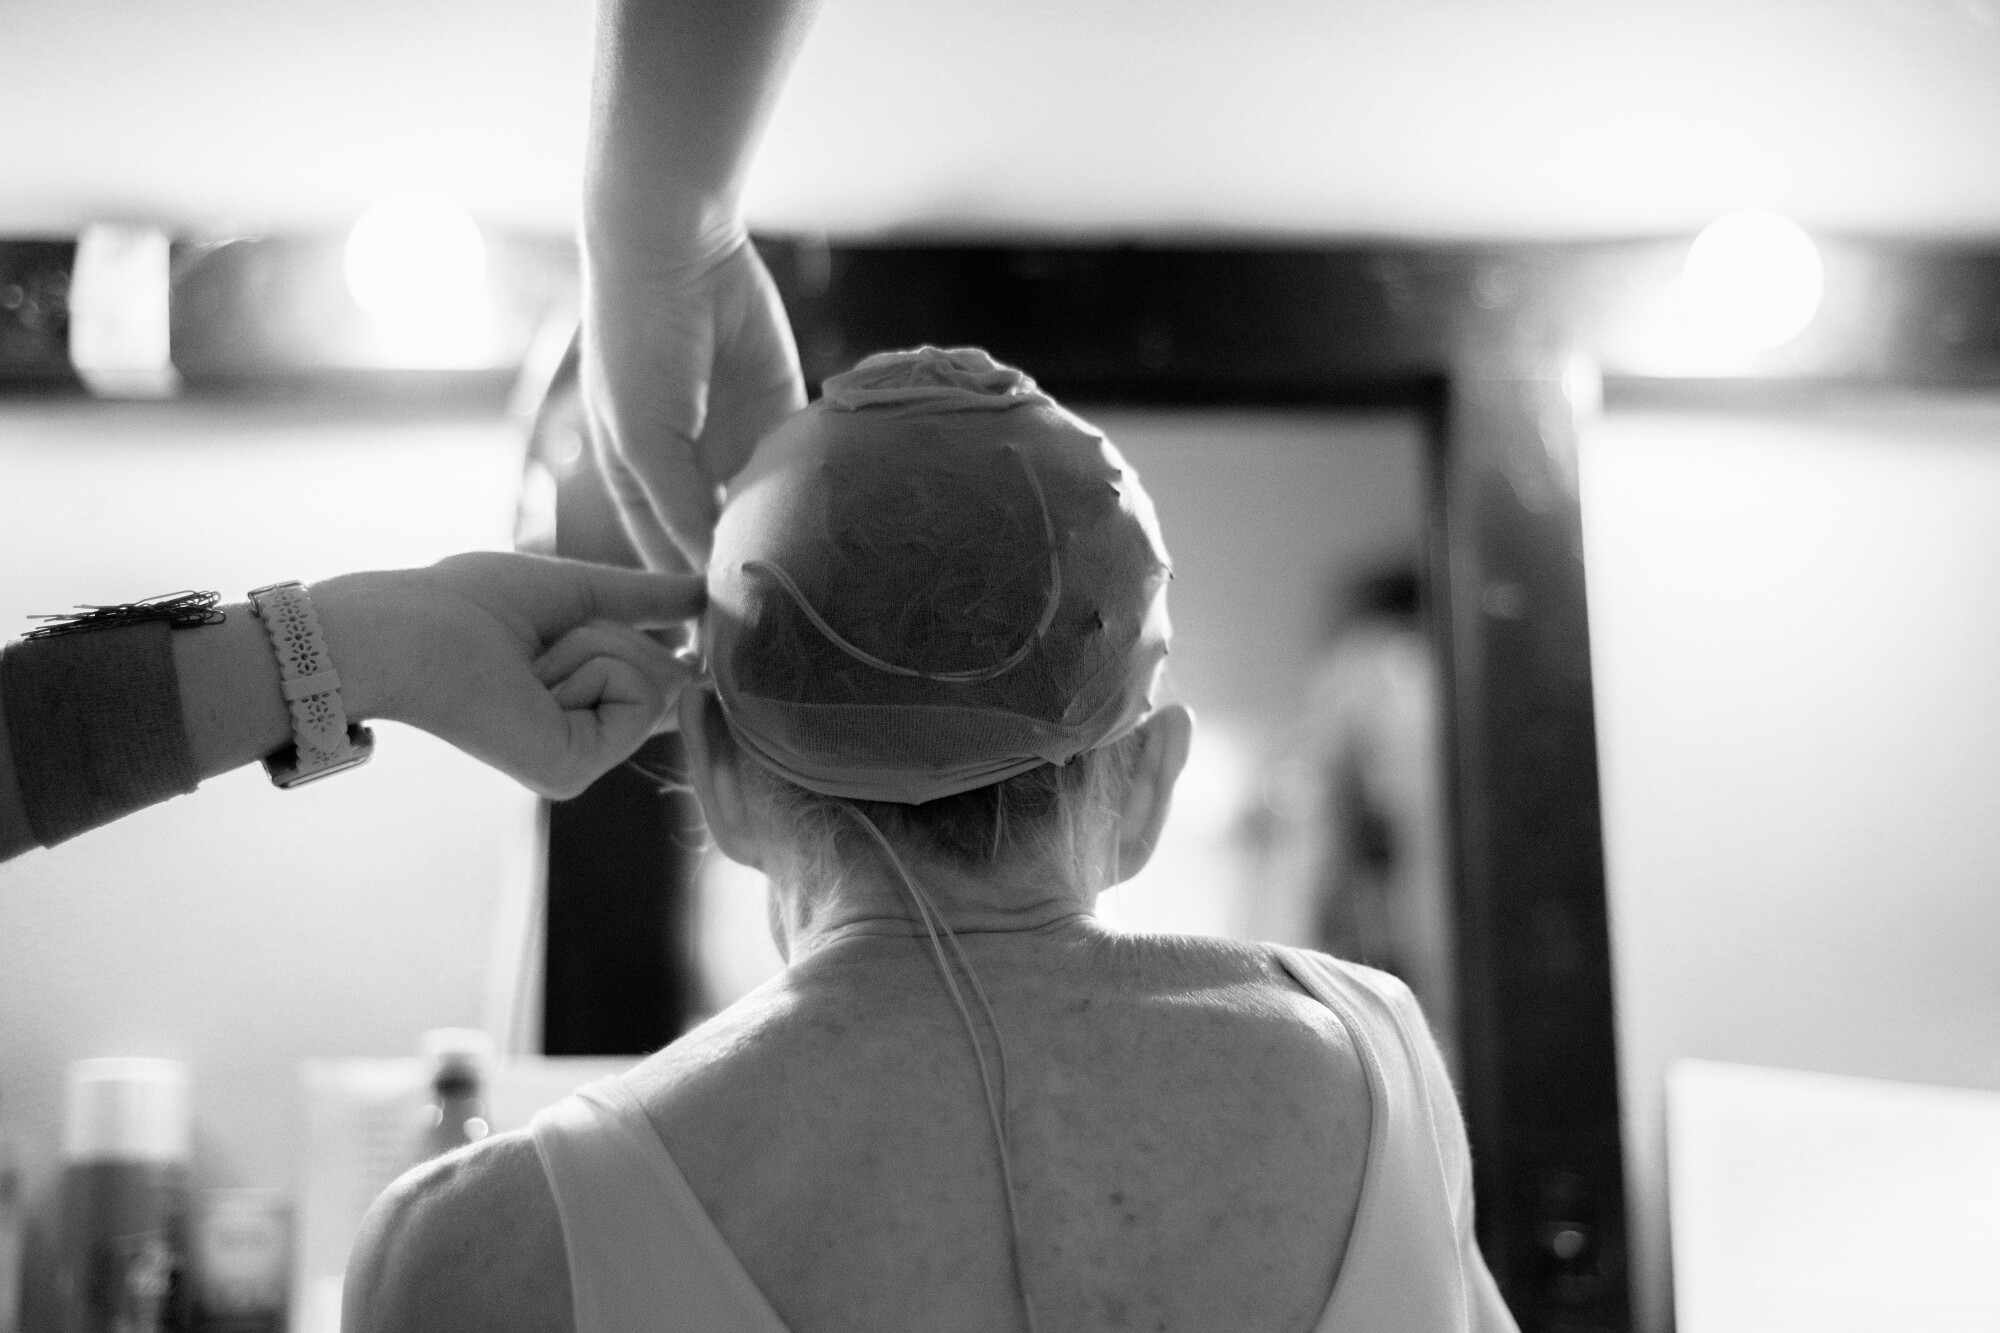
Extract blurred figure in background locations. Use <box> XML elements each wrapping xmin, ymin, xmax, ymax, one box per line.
<box><xmin>1247</xmin><ymin>565</ymin><xmax>1459</xmax><ymax>1078</ymax></box>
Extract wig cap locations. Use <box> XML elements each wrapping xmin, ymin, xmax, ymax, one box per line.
<box><xmin>706</xmin><ymin>346</ymin><xmax>1172</xmax><ymax>804</ymax></box>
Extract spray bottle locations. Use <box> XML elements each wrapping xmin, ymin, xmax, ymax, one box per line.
<box><xmin>56</xmin><ymin>1058</ymin><xmax>192</xmax><ymax>1333</ymax></box>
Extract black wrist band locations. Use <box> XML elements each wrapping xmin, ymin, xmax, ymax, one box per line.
<box><xmin>1</xmin><ymin>623</ymin><xmax>200</xmax><ymax>847</ymax></box>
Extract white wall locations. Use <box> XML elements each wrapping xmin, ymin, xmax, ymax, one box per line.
<box><xmin>0</xmin><ymin>401</ymin><xmax>538</xmax><ymax>1313</ymax></box>
<box><xmin>8</xmin><ymin>0</ymin><xmax>2000</xmax><ymax>239</ymax></box>
<box><xmin>1579</xmin><ymin>400</ymin><xmax>2000</xmax><ymax>1332</ymax></box>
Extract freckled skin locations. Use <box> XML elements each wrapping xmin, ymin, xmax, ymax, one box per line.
<box><xmin>350</xmin><ymin>928</ymin><xmax>1372</xmax><ymax>1333</ymax></box>
<box><xmin>664</xmin><ymin>930</ymin><xmax>1365</xmax><ymax>1333</ymax></box>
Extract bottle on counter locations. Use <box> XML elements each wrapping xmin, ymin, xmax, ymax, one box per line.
<box><xmin>56</xmin><ymin>1058</ymin><xmax>192</xmax><ymax>1333</ymax></box>
<box><xmin>416</xmin><ymin>1029</ymin><xmax>494</xmax><ymax>1164</ymax></box>
<box><xmin>190</xmin><ymin>1188</ymin><xmax>289</xmax><ymax>1333</ymax></box>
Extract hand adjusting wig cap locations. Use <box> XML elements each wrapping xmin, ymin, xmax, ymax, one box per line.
<box><xmin>706</xmin><ymin>346</ymin><xmax>1172</xmax><ymax>805</ymax></box>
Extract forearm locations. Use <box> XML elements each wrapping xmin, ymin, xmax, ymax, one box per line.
<box><xmin>0</xmin><ymin>556</ymin><xmax>700</xmax><ymax>862</ymax></box>
<box><xmin>0</xmin><ymin>585</ymin><xmax>389</xmax><ymax>864</ymax></box>
<box><xmin>585</xmin><ymin>0</ymin><xmax>823</xmax><ymax>256</ymax></box>
<box><xmin>0</xmin><ymin>692</ymin><xmax>33</xmax><ymax>861</ymax></box>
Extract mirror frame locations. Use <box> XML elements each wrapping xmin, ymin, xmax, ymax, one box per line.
<box><xmin>535</xmin><ymin>240</ymin><xmax>1632</xmax><ymax>1329</ymax></box>
<box><xmin>534</xmin><ymin>234</ymin><xmax>2000</xmax><ymax>1331</ymax></box>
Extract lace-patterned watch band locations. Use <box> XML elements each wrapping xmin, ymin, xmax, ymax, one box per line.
<box><xmin>246</xmin><ymin>581</ymin><xmax>374</xmax><ymax>788</ymax></box>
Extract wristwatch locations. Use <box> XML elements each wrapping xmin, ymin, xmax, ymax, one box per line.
<box><xmin>246</xmin><ymin>581</ymin><xmax>375</xmax><ymax>788</ymax></box>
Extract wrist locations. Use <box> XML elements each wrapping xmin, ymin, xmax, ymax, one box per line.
<box><xmin>306</xmin><ymin>573</ymin><xmax>407</xmax><ymax>727</ymax></box>
<box><xmin>581</xmin><ymin>195</ymin><xmax>746</xmax><ymax>275</ymax></box>
<box><xmin>171</xmin><ymin>607</ymin><xmax>291</xmax><ymax>780</ymax></box>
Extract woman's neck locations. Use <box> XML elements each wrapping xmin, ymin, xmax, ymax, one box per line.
<box><xmin>769</xmin><ymin>849</ymin><xmax>1102</xmax><ymax>963</ymax></box>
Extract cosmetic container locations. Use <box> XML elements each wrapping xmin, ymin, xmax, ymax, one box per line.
<box><xmin>56</xmin><ymin>1059</ymin><xmax>192</xmax><ymax>1333</ymax></box>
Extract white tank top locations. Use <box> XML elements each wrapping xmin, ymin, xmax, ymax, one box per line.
<box><xmin>529</xmin><ymin>947</ymin><xmax>1517</xmax><ymax>1333</ymax></box>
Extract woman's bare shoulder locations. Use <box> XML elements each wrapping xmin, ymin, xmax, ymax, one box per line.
<box><xmin>341</xmin><ymin>1129</ymin><xmax>571</xmax><ymax>1333</ymax></box>
<box><xmin>1099</xmin><ymin>933</ymin><xmax>1374</xmax><ymax>1107</ymax></box>
<box><xmin>621</xmin><ymin>970</ymin><xmax>809</xmax><ymax>1101</ymax></box>
<box><xmin>1097</xmin><ymin>930</ymin><xmax>1353</xmax><ymax>1007</ymax></box>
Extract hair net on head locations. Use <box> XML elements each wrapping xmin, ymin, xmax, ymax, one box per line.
<box><xmin>705</xmin><ymin>346</ymin><xmax>1172</xmax><ymax>805</ymax></box>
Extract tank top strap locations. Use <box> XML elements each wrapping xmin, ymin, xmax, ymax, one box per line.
<box><xmin>529</xmin><ymin>1076</ymin><xmax>792</xmax><ymax>1333</ymax></box>
<box><xmin>1270</xmin><ymin>946</ymin><xmax>1486</xmax><ymax>1333</ymax></box>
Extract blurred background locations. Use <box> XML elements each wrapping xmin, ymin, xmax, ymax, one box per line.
<box><xmin>11</xmin><ymin>0</ymin><xmax>2000</xmax><ymax>238</ymax></box>
<box><xmin>4</xmin><ymin>1</ymin><xmax>2000</xmax><ymax>1330</ymax></box>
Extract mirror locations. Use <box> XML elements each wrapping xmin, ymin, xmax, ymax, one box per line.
<box><xmin>693</xmin><ymin>405</ymin><xmax>1461</xmax><ymax>1071</ymax></box>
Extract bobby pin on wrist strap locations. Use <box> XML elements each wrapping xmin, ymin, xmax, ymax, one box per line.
<box><xmin>24</xmin><ymin>590</ymin><xmax>225</xmax><ymax>639</ymax></box>
<box><xmin>247</xmin><ymin>581</ymin><xmax>372</xmax><ymax>786</ymax></box>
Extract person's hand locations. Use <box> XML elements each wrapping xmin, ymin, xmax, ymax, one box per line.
<box><xmin>314</xmin><ymin>552</ymin><xmax>704</xmax><ymax>799</ymax></box>
<box><xmin>582</xmin><ymin>236</ymin><xmax>806</xmax><ymax>572</ymax></box>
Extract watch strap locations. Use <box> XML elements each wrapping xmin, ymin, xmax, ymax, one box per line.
<box><xmin>247</xmin><ymin>581</ymin><xmax>373</xmax><ymax>786</ymax></box>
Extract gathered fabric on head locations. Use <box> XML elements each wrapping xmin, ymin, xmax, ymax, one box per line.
<box><xmin>705</xmin><ymin>346</ymin><xmax>1172</xmax><ymax>805</ymax></box>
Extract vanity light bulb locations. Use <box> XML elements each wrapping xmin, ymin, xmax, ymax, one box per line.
<box><xmin>1668</xmin><ymin>210</ymin><xmax>1825</xmax><ymax>355</ymax></box>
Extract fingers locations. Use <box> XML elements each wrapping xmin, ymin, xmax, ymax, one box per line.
<box><xmin>528</xmin><ymin>621</ymin><xmax>702</xmax><ymax>797</ymax></box>
<box><xmin>588</xmin><ymin>401</ymin><xmax>711</xmax><ymax>574</ymax></box>
<box><xmin>598</xmin><ymin>422</ymin><xmax>722</xmax><ymax>571</ymax></box>
<box><xmin>532</xmin><ymin>618</ymin><xmax>685</xmax><ymax>689</ymax></box>
<box><xmin>544</xmin><ymin>655</ymin><xmax>671</xmax><ymax>797</ymax></box>
<box><xmin>585</xmin><ymin>327</ymin><xmax>723</xmax><ymax>570</ymax></box>
<box><xmin>583</xmin><ymin>239</ymin><xmax>804</xmax><ymax>573</ymax></box>
<box><xmin>696</xmin><ymin>247</ymin><xmax>807</xmax><ymax>489</ymax></box>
